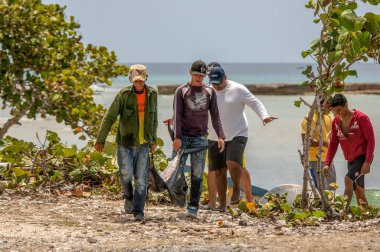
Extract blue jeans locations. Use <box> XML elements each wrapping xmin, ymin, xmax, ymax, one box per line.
<box><xmin>310</xmin><ymin>161</ymin><xmax>336</xmax><ymax>190</ymax></box>
<box><xmin>180</xmin><ymin>135</ymin><xmax>208</xmax><ymax>210</ymax></box>
<box><xmin>117</xmin><ymin>144</ymin><xmax>149</xmax><ymax>216</ymax></box>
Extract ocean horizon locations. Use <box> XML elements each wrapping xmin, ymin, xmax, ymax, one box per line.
<box><xmin>108</xmin><ymin>62</ymin><xmax>380</xmax><ymax>89</ymax></box>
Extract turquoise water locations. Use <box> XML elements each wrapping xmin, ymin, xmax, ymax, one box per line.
<box><xmin>110</xmin><ymin>63</ymin><xmax>380</xmax><ymax>88</ymax></box>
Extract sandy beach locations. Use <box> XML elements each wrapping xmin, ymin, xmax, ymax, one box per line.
<box><xmin>0</xmin><ymin>190</ymin><xmax>379</xmax><ymax>252</ymax></box>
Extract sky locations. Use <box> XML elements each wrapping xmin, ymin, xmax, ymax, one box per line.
<box><xmin>43</xmin><ymin>0</ymin><xmax>379</xmax><ymax>63</ymax></box>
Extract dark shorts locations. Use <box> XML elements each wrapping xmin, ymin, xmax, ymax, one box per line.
<box><xmin>347</xmin><ymin>155</ymin><xmax>366</xmax><ymax>188</ymax></box>
<box><xmin>208</xmin><ymin>136</ymin><xmax>247</xmax><ymax>171</ymax></box>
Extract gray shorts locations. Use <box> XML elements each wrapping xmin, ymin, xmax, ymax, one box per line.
<box><xmin>208</xmin><ymin>136</ymin><xmax>247</xmax><ymax>171</ymax></box>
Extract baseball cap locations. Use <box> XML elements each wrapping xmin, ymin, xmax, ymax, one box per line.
<box><xmin>129</xmin><ymin>64</ymin><xmax>147</xmax><ymax>83</ymax></box>
<box><xmin>207</xmin><ymin>62</ymin><xmax>221</xmax><ymax>75</ymax></box>
<box><xmin>209</xmin><ymin>66</ymin><xmax>225</xmax><ymax>85</ymax></box>
<box><xmin>190</xmin><ymin>60</ymin><xmax>207</xmax><ymax>76</ymax></box>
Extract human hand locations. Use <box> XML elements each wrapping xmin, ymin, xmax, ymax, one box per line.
<box><xmin>263</xmin><ymin>116</ymin><xmax>278</xmax><ymax>126</ymax></box>
<box><xmin>95</xmin><ymin>142</ymin><xmax>104</xmax><ymax>153</ymax></box>
<box><xmin>361</xmin><ymin>162</ymin><xmax>371</xmax><ymax>174</ymax></box>
<box><xmin>163</xmin><ymin>118</ymin><xmax>173</xmax><ymax>125</ymax></box>
<box><xmin>172</xmin><ymin>138</ymin><xmax>182</xmax><ymax>151</ymax></box>
<box><xmin>322</xmin><ymin>165</ymin><xmax>329</xmax><ymax>177</ymax></box>
<box><xmin>218</xmin><ymin>138</ymin><xmax>225</xmax><ymax>153</ymax></box>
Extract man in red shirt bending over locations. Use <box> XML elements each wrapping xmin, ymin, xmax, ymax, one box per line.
<box><xmin>323</xmin><ymin>94</ymin><xmax>375</xmax><ymax>206</ymax></box>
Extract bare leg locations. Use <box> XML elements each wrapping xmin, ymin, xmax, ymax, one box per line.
<box><xmin>241</xmin><ymin>168</ymin><xmax>253</xmax><ymax>202</ymax></box>
<box><xmin>227</xmin><ymin>160</ymin><xmax>242</xmax><ymax>203</ymax></box>
<box><xmin>207</xmin><ymin>171</ymin><xmax>217</xmax><ymax>209</ymax></box>
<box><xmin>215</xmin><ymin>167</ymin><xmax>228</xmax><ymax>210</ymax></box>
<box><xmin>344</xmin><ymin>176</ymin><xmax>354</xmax><ymax>209</ymax></box>
<box><xmin>354</xmin><ymin>185</ymin><xmax>367</xmax><ymax>205</ymax></box>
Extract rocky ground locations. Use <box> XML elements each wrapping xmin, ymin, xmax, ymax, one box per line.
<box><xmin>0</xmin><ymin>190</ymin><xmax>379</xmax><ymax>252</ymax></box>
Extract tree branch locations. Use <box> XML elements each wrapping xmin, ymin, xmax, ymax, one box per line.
<box><xmin>299</xmin><ymin>97</ymin><xmax>312</xmax><ymax>108</ymax></box>
<box><xmin>0</xmin><ymin>105</ymin><xmax>30</xmax><ymax>139</ymax></box>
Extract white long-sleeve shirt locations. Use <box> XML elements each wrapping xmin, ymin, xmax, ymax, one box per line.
<box><xmin>208</xmin><ymin>80</ymin><xmax>269</xmax><ymax>141</ymax></box>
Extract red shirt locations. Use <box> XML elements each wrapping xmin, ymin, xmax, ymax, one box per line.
<box><xmin>325</xmin><ymin>109</ymin><xmax>375</xmax><ymax>166</ymax></box>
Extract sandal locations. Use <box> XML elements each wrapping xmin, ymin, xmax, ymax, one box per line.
<box><xmin>217</xmin><ymin>206</ymin><xmax>227</xmax><ymax>213</ymax></box>
<box><xmin>230</xmin><ymin>196</ymin><xmax>240</xmax><ymax>205</ymax></box>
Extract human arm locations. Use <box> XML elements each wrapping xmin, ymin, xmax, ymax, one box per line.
<box><xmin>263</xmin><ymin>116</ymin><xmax>278</xmax><ymax>125</ymax></box>
<box><xmin>361</xmin><ymin>162</ymin><xmax>371</xmax><ymax>174</ymax></box>
<box><xmin>360</xmin><ymin>115</ymin><xmax>375</xmax><ymax>164</ymax></box>
<box><xmin>173</xmin><ymin>88</ymin><xmax>184</xmax><ymax>139</ymax></box>
<box><xmin>323</xmin><ymin>165</ymin><xmax>329</xmax><ymax>177</ymax></box>
<box><xmin>240</xmin><ymin>85</ymin><xmax>272</xmax><ymax>122</ymax></box>
<box><xmin>173</xmin><ymin>88</ymin><xmax>184</xmax><ymax>151</ymax></box>
<box><xmin>95</xmin><ymin>93</ymin><xmax>122</xmax><ymax>152</ymax></box>
<box><xmin>95</xmin><ymin>142</ymin><xmax>105</xmax><ymax>153</ymax></box>
<box><xmin>359</xmin><ymin>115</ymin><xmax>375</xmax><ymax>174</ymax></box>
<box><xmin>217</xmin><ymin>138</ymin><xmax>225</xmax><ymax>153</ymax></box>
<box><xmin>163</xmin><ymin>118</ymin><xmax>173</xmax><ymax>125</ymax></box>
<box><xmin>151</xmin><ymin>92</ymin><xmax>158</xmax><ymax>152</ymax></box>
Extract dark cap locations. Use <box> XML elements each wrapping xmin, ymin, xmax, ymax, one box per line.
<box><xmin>190</xmin><ymin>60</ymin><xmax>207</xmax><ymax>76</ymax></box>
<box><xmin>207</xmin><ymin>62</ymin><xmax>221</xmax><ymax>75</ymax></box>
<box><xmin>209</xmin><ymin>66</ymin><xmax>225</xmax><ymax>85</ymax></box>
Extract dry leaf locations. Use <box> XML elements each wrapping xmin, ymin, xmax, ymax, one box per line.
<box><xmin>72</xmin><ymin>189</ymin><xmax>83</xmax><ymax>197</ymax></box>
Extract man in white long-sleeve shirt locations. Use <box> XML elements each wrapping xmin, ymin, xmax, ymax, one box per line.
<box><xmin>207</xmin><ymin>66</ymin><xmax>277</xmax><ymax>210</ymax></box>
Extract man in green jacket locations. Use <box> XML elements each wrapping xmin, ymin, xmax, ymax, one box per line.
<box><xmin>95</xmin><ymin>64</ymin><xmax>158</xmax><ymax>221</ymax></box>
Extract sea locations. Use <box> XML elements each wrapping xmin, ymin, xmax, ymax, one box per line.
<box><xmin>109</xmin><ymin>62</ymin><xmax>380</xmax><ymax>89</ymax></box>
<box><xmin>1</xmin><ymin>63</ymin><xmax>380</xmax><ymax>192</ymax></box>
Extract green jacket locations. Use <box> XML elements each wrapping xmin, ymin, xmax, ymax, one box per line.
<box><xmin>96</xmin><ymin>85</ymin><xmax>158</xmax><ymax>146</ymax></box>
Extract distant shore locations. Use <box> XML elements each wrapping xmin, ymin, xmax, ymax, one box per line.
<box><xmin>157</xmin><ymin>83</ymin><xmax>380</xmax><ymax>95</ymax></box>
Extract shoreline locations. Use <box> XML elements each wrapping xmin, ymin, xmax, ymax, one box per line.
<box><xmin>157</xmin><ymin>83</ymin><xmax>380</xmax><ymax>95</ymax></box>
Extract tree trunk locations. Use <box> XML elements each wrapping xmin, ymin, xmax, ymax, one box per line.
<box><xmin>315</xmin><ymin>95</ymin><xmax>328</xmax><ymax>210</ymax></box>
<box><xmin>301</xmin><ymin>98</ymin><xmax>317</xmax><ymax>208</ymax></box>
<box><xmin>0</xmin><ymin>106</ymin><xmax>29</xmax><ymax>139</ymax></box>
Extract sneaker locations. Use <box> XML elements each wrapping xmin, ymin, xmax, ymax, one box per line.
<box><xmin>134</xmin><ymin>213</ymin><xmax>144</xmax><ymax>222</ymax></box>
<box><xmin>202</xmin><ymin>204</ymin><xmax>215</xmax><ymax>211</ymax></box>
<box><xmin>186</xmin><ymin>206</ymin><xmax>198</xmax><ymax>219</ymax></box>
<box><xmin>124</xmin><ymin>199</ymin><xmax>133</xmax><ymax>214</ymax></box>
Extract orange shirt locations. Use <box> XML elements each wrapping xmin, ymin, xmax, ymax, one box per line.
<box><xmin>136</xmin><ymin>89</ymin><xmax>146</xmax><ymax>144</ymax></box>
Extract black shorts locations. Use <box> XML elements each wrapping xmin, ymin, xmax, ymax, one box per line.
<box><xmin>347</xmin><ymin>155</ymin><xmax>366</xmax><ymax>188</ymax></box>
<box><xmin>208</xmin><ymin>136</ymin><xmax>247</xmax><ymax>171</ymax></box>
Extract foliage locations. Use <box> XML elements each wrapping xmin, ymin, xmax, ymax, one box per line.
<box><xmin>301</xmin><ymin>0</ymin><xmax>380</xmax><ymax>93</ymax></box>
<box><xmin>0</xmin><ymin>131</ymin><xmax>119</xmax><ymax>192</ymax></box>
<box><xmin>0</xmin><ymin>0</ymin><xmax>129</xmax><ymax>139</ymax></box>
<box><xmin>296</xmin><ymin>0</ymin><xmax>380</xmax><ymax>209</ymax></box>
<box><xmin>233</xmin><ymin>187</ymin><xmax>379</xmax><ymax>226</ymax></box>
<box><xmin>0</xmin><ymin>130</ymin><xmax>171</xmax><ymax>197</ymax></box>
<box><xmin>151</xmin><ymin>137</ymin><xmax>171</xmax><ymax>172</ymax></box>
